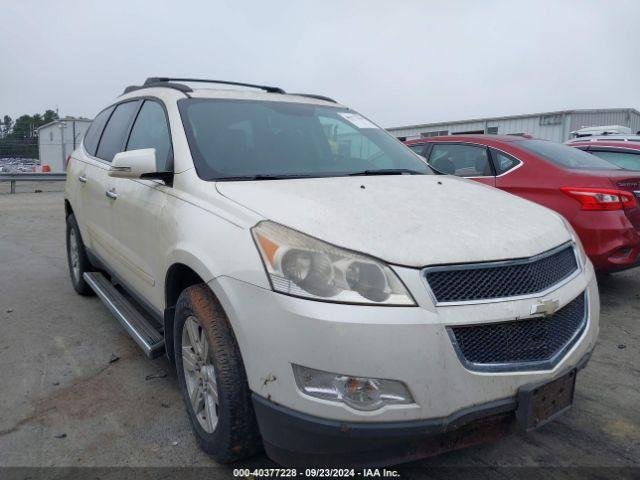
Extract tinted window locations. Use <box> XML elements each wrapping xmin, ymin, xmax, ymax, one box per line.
<box><xmin>515</xmin><ymin>139</ymin><xmax>620</xmax><ymax>170</ymax></box>
<box><xmin>96</xmin><ymin>101</ymin><xmax>139</xmax><ymax>162</ymax></box>
<box><xmin>127</xmin><ymin>100</ymin><xmax>172</xmax><ymax>170</ymax></box>
<box><xmin>83</xmin><ymin>106</ymin><xmax>114</xmax><ymax>156</ymax></box>
<box><xmin>589</xmin><ymin>150</ymin><xmax>640</xmax><ymax>170</ymax></box>
<box><xmin>408</xmin><ymin>144</ymin><xmax>425</xmax><ymax>155</ymax></box>
<box><xmin>492</xmin><ymin>150</ymin><xmax>520</xmax><ymax>174</ymax></box>
<box><xmin>179</xmin><ymin>99</ymin><xmax>432</xmax><ymax>180</ymax></box>
<box><xmin>428</xmin><ymin>143</ymin><xmax>492</xmax><ymax>176</ymax></box>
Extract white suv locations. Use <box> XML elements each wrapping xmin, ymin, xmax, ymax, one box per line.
<box><xmin>65</xmin><ymin>78</ymin><xmax>599</xmax><ymax>467</ymax></box>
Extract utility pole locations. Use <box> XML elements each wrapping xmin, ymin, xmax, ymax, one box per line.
<box><xmin>59</xmin><ymin>122</ymin><xmax>67</xmax><ymax>172</ymax></box>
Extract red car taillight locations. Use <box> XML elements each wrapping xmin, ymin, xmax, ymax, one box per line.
<box><xmin>561</xmin><ymin>187</ymin><xmax>637</xmax><ymax>211</ymax></box>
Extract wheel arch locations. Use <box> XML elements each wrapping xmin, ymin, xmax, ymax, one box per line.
<box><xmin>64</xmin><ymin>199</ymin><xmax>73</xmax><ymax>218</ymax></box>
<box><xmin>164</xmin><ymin>261</ymin><xmax>211</xmax><ymax>363</ymax></box>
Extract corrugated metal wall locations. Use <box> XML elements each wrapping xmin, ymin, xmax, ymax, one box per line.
<box><xmin>388</xmin><ymin>109</ymin><xmax>640</xmax><ymax>142</ymax></box>
<box><xmin>388</xmin><ymin>116</ymin><xmax>565</xmax><ymax>141</ymax></box>
<box><xmin>569</xmin><ymin>109</ymin><xmax>640</xmax><ymax>134</ymax></box>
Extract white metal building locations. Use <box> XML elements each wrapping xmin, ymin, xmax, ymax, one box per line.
<box><xmin>37</xmin><ymin>117</ymin><xmax>92</xmax><ymax>172</ymax></box>
<box><xmin>388</xmin><ymin>108</ymin><xmax>640</xmax><ymax>143</ymax></box>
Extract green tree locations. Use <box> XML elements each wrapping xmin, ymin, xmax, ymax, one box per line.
<box><xmin>43</xmin><ymin>109</ymin><xmax>58</xmax><ymax>124</ymax></box>
<box><xmin>0</xmin><ymin>108</ymin><xmax>59</xmax><ymax>158</ymax></box>
<box><xmin>12</xmin><ymin>115</ymin><xmax>35</xmax><ymax>138</ymax></box>
<box><xmin>1</xmin><ymin>115</ymin><xmax>12</xmax><ymax>137</ymax></box>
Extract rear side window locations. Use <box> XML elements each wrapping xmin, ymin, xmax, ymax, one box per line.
<box><xmin>83</xmin><ymin>106</ymin><xmax>114</xmax><ymax>156</ymax></box>
<box><xmin>492</xmin><ymin>150</ymin><xmax>520</xmax><ymax>174</ymax></box>
<box><xmin>96</xmin><ymin>101</ymin><xmax>139</xmax><ymax>162</ymax></box>
<box><xmin>126</xmin><ymin>100</ymin><xmax>172</xmax><ymax>171</ymax></box>
<box><xmin>428</xmin><ymin>143</ymin><xmax>492</xmax><ymax>176</ymax></box>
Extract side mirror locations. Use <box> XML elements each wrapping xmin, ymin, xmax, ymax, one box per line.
<box><xmin>109</xmin><ymin>148</ymin><xmax>171</xmax><ymax>181</ymax></box>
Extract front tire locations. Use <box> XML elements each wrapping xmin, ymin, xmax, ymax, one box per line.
<box><xmin>66</xmin><ymin>213</ymin><xmax>94</xmax><ymax>296</ymax></box>
<box><xmin>174</xmin><ymin>284</ymin><xmax>262</xmax><ymax>463</ymax></box>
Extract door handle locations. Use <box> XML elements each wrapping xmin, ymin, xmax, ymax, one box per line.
<box><xmin>105</xmin><ymin>189</ymin><xmax>118</xmax><ymax>200</ymax></box>
<box><xmin>78</xmin><ymin>175</ymin><xmax>87</xmax><ymax>183</ymax></box>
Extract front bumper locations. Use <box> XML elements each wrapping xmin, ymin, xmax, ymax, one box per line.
<box><xmin>211</xmin><ymin>260</ymin><xmax>598</xmax><ymax>425</ymax></box>
<box><xmin>252</xmin><ymin>349</ymin><xmax>593</xmax><ymax>467</ymax></box>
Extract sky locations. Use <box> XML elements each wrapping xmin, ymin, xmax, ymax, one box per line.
<box><xmin>1</xmin><ymin>0</ymin><xmax>639</xmax><ymax>128</ymax></box>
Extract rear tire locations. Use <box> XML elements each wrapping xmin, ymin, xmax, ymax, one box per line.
<box><xmin>174</xmin><ymin>284</ymin><xmax>262</xmax><ymax>463</ymax></box>
<box><xmin>66</xmin><ymin>213</ymin><xmax>95</xmax><ymax>296</ymax></box>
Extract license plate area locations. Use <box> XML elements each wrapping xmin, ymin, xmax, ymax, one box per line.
<box><xmin>516</xmin><ymin>368</ymin><xmax>577</xmax><ymax>432</ymax></box>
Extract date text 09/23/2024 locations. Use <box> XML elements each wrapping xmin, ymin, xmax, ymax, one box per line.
<box><xmin>232</xmin><ymin>468</ymin><xmax>400</xmax><ymax>477</ymax></box>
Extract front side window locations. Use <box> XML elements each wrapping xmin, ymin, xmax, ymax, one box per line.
<box><xmin>407</xmin><ymin>144</ymin><xmax>426</xmax><ymax>156</ymax></box>
<box><xmin>178</xmin><ymin>99</ymin><xmax>432</xmax><ymax>180</ymax></box>
<box><xmin>83</xmin><ymin>106</ymin><xmax>114</xmax><ymax>156</ymax></box>
<box><xmin>514</xmin><ymin>139</ymin><xmax>620</xmax><ymax>170</ymax></box>
<box><xmin>127</xmin><ymin>100</ymin><xmax>172</xmax><ymax>171</ymax></box>
<box><xmin>96</xmin><ymin>101</ymin><xmax>139</xmax><ymax>162</ymax></box>
<box><xmin>588</xmin><ymin>150</ymin><xmax>640</xmax><ymax>170</ymax></box>
<box><xmin>428</xmin><ymin>143</ymin><xmax>492</xmax><ymax>177</ymax></box>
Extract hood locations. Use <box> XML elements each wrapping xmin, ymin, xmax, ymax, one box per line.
<box><xmin>217</xmin><ymin>175</ymin><xmax>571</xmax><ymax>267</ymax></box>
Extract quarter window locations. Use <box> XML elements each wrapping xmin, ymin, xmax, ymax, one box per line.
<box><xmin>96</xmin><ymin>101</ymin><xmax>139</xmax><ymax>162</ymax></box>
<box><xmin>492</xmin><ymin>150</ymin><xmax>520</xmax><ymax>175</ymax></box>
<box><xmin>127</xmin><ymin>100</ymin><xmax>172</xmax><ymax>171</ymax></box>
<box><xmin>83</xmin><ymin>106</ymin><xmax>114</xmax><ymax>157</ymax></box>
<box><xmin>428</xmin><ymin>144</ymin><xmax>492</xmax><ymax>177</ymax></box>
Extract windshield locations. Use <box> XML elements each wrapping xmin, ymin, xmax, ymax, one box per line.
<box><xmin>514</xmin><ymin>139</ymin><xmax>621</xmax><ymax>170</ymax></box>
<box><xmin>178</xmin><ymin>99</ymin><xmax>432</xmax><ymax>180</ymax></box>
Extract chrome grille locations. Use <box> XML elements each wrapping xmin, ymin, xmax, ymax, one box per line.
<box><xmin>448</xmin><ymin>292</ymin><xmax>587</xmax><ymax>372</ymax></box>
<box><xmin>425</xmin><ymin>244</ymin><xmax>578</xmax><ymax>304</ymax></box>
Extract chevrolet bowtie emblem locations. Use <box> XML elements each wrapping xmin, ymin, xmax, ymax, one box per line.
<box><xmin>530</xmin><ymin>298</ymin><xmax>560</xmax><ymax>316</ymax></box>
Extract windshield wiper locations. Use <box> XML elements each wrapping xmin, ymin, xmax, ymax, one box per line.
<box><xmin>217</xmin><ymin>173</ymin><xmax>319</xmax><ymax>181</ymax></box>
<box><xmin>347</xmin><ymin>168</ymin><xmax>425</xmax><ymax>176</ymax></box>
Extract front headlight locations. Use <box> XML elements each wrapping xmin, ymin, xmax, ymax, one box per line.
<box><xmin>252</xmin><ymin>221</ymin><xmax>415</xmax><ymax>305</ymax></box>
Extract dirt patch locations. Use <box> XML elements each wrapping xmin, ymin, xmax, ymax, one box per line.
<box><xmin>0</xmin><ymin>363</ymin><xmax>124</xmax><ymax>437</ymax></box>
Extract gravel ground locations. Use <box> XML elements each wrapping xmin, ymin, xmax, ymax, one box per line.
<box><xmin>0</xmin><ymin>189</ymin><xmax>638</xmax><ymax>479</ymax></box>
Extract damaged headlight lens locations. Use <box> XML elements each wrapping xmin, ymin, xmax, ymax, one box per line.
<box><xmin>252</xmin><ymin>221</ymin><xmax>414</xmax><ymax>305</ymax></box>
<box><xmin>293</xmin><ymin>364</ymin><xmax>414</xmax><ymax>411</ymax></box>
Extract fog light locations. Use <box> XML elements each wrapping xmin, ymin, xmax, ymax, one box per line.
<box><xmin>292</xmin><ymin>364</ymin><xmax>414</xmax><ymax>411</ymax></box>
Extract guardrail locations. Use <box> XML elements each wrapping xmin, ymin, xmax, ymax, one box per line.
<box><xmin>0</xmin><ymin>173</ymin><xmax>67</xmax><ymax>194</ymax></box>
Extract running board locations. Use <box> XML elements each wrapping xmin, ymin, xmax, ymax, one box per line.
<box><xmin>83</xmin><ymin>272</ymin><xmax>165</xmax><ymax>358</ymax></box>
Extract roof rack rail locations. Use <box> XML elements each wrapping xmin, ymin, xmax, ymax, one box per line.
<box><xmin>122</xmin><ymin>81</ymin><xmax>193</xmax><ymax>95</ymax></box>
<box><xmin>144</xmin><ymin>77</ymin><xmax>286</xmax><ymax>94</ymax></box>
<box><xmin>290</xmin><ymin>93</ymin><xmax>337</xmax><ymax>104</ymax></box>
<box><xmin>122</xmin><ymin>78</ymin><xmax>336</xmax><ymax>103</ymax></box>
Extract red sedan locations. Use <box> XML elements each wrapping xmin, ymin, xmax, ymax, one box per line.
<box><xmin>405</xmin><ymin>135</ymin><xmax>640</xmax><ymax>272</ymax></box>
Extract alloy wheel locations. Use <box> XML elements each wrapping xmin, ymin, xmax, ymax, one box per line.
<box><xmin>68</xmin><ymin>228</ymin><xmax>80</xmax><ymax>283</ymax></box>
<box><xmin>181</xmin><ymin>315</ymin><xmax>219</xmax><ymax>433</ymax></box>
